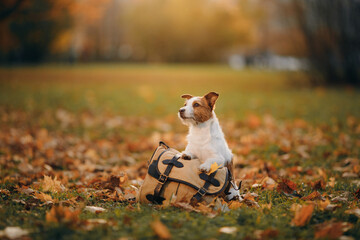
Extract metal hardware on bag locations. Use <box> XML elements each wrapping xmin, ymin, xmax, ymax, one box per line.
<box><xmin>197</xmin><ymin>187</ymin><xmax>207</xmax><ymax>197</ymax></box>
<box><xmin>157</xmin><ymin>174</ymin><xmax>168</xmax><ymax>184</ymax></box>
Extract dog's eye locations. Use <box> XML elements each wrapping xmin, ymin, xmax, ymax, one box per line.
<box><xmin>193</xmin><ymin>103</ymin><xmax>200</xmax><ymax>107</ymax></box>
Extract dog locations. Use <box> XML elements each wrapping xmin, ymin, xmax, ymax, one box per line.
<box><xmin>177</xmin><ymin>92</ymin><xmax>241</xmax><ymax>200</ymax></box>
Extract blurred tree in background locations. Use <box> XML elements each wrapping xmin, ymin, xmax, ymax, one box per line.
<box><xmin>294</xmin><ymin>0</ymin><xmax>360</xmax><ymax>86</ymax></box>
<box><xmin>271</xmin><ymin>0</ymin><xmax>360</xmax><ymax>86</ymax></box>
<box><xmin>121</xmin><ymin>0</ymin><xmax>258</xmax><ymax>62</ymax></box>
<box><xmin>0</xmin><ymin>0</ymin><xmax>72</xmax><ymax>63</ymax></box>
<box><xmin>0</xmin><ymin>0</ymin><xmax>359</xmax><ymax>86</ymax></box>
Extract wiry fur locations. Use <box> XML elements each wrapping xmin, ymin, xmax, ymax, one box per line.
<box><xmin>178</xmin><ymin>92</ymin><xmax>241</xmax><ymax>200</ymax></box>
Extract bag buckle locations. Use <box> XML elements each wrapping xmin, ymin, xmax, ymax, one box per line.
<box><xmin>158</xmin><ymin>174</ymin><xmax>168</xmax><ymax>184</ymax></box>
<box><xmin>197</xmin><ymin>187</ymin><xmax>207</xmax><ymax>197</ymax></box>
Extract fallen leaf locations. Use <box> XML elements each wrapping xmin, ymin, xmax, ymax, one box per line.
<box><xmin>311</xmin><ymin>179</ymin><xmax>326</xmax><ymax>190</ymax></box>
<box><xmin>331</xmin><ymin>196</ymin><xmax>348</xmax><ymax>203</ymax></box>
<box><xmin>34</xmin><ymin>192</ymin><xmax>53</xmax><ymax>202</ymax></box>
<box><xmin>345</xmin><ymin>208</ymin><xmax>360</xmax><ymax>218</ymax></box>
<box><xmin>277</xmin><ymin>179</ymin><xmax>298</xmax><ymax>194</ymax></box>
<box><xmin>291</xmin><ymin>204</ymin><xmax>314</xmax><ymax>227</ymax></box>
<box><xmin>0</xmin><ymin>226</ymin><xmax>29</xmax><ymax>239</ymax></box>
<box><xmin>219</xmin><ymin>226</ymin><xmax>237</xmax><ymax>234</ymax></box>
<box><xmin>342</xmin><ymin>172</ymin><xmax>358</xmax><ymax>178</ymax></box>
<box><xmin>208</xmin><ymin>162</ymin><xmax>223</xmax><ymax>175</ymax></box>
<box><xmin>228</xmin><ymin>201</ymin><xmax>243</xmax><ymax>210</ymax></box>
<box><xmin>150</xmin><ymin>219</ymin><xmax>171</xmax><ymax>240</ymax></box>
<box><xmin>16</xmin><ymin>186</ymin><xmax>35</xmax><ymax>195</ymax></box>
<box><xmin>84</xmin><ymin>206</ymin><xmax>106</xmax><ymax>214</ymax></box>
<box><xmin>325</xmin><ymin>204</ymin><xmax>340</xmax><ymax>211</ymax></box>
<box><xmin>46</xmin><ymin>205</ymin><xmax>80</xmax><ymax>225</ymax></box>
<box><xmin>354</xmin><ymin>188</ymin><xmax>360</xmax><ymax>200</ymax></box>
<box><xmin>328</xmin><ymin>177</ymin><xmax>336</xmax><ymax>188</ymax></box>
<box><xmin>195</xmin><ymin>203</ymin><xmax>214</xmax><ymax>214</ymax></box>
<box><xmin>315</xmin><ymin>221</ymin><xmax>353</xmax><ymax>239</ymax></box>
<box><xmin>41</xmin><ymin>175</ymin><xmax>66</xmax><ymax>193</ymax></box>
<box><xmin>261</xmin><ymin>228</ymin><xmax>279</xmax><ymax>239</ymax></box>
<box><xmin>301</xmin><ymin>191</ymin><xmax>323</xmax><ymax>201</ymax></box>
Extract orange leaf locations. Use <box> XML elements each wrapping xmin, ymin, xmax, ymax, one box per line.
<box><xmin>311</xmin><ymin>179</ymin><xmax>326</xmax><ymax>190</ymax></box>
<box><xmin>301</xmin><ymin>191</ymin><xmax>322</xmax><ymax>201</ymax></box>
<box><xmin>228</xmin><ymin>201</ymin><xmax>243</xmax><ymax>210</ymax></box>
<box><xmin>46</xmin><ymin>205</ymin><xmax>80</xmax><ymax>225</ymax></box>
<box><xmin>314</xmin><ymin>221</ymin><xmax>352</xmax><ymax>239</ymax></box>
<box><xmin>33</xmin><ymin>192</ymin><xmax>53</xmax><ymax>202</ymax></box>
<box><xmin>277</xmin><ymin>179</ymin><xmax>297</xmax><ymax>194</ymax></box>
<box><xmin>195</xmin><ymin>203</ymin><xmax>214</xmax><ymax>214</ymax></box>
<box><xmin>291</xmin><ymin>204</ymin><xmax>314</xmax><ymax>227</ymax></box>
<box><xmin>150</xmin><ymin>219</ymin><xmax>171</xmax><ymax>240</ymax></box>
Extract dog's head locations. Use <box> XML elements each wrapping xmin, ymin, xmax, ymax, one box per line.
<box><xmin>178</xmin><ymin>92</ymin><xmax>219</xmax><ymax>125</ymax></box>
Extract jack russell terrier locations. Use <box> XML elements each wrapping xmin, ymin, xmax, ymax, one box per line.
<box><xmin>178</xmin><ymin>92</ymin><xmax>241</xmax><ymax>200</ymax></box>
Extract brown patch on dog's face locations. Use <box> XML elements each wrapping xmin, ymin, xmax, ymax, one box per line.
<box><xmin>192</xmin><ymin>97</ymin><xmax>213</xmax><ymax>123</ymax></box>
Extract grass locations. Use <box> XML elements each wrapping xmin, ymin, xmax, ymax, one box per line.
<box><xmin>0</xmin><ymin>64</ymin><xmax>360</xmax><ymax>239</ymax></box>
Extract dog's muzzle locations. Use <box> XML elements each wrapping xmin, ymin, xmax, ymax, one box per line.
<box><xmin>179</xmin><ymin>108</ymin><xmax>186</xmax><ymax>118</ymax></box>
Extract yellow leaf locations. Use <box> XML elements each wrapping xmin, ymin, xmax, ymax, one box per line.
<box><xmin>208</xmin><ymin>162</ymin><xmax>223</xmax><ymax>175</ymax></box>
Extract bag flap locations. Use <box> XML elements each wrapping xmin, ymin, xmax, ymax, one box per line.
<box><xmin>148</xmin><ymin>143</ymin><xmax>229</xmax><ymax>195</ymax></box>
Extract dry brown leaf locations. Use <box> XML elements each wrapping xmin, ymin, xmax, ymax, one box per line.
<box><xmin>150</xmin><ymin>219</ymin><xmax>171</xmax><ymax>240</ymax></box>
<box><xmin>355</xmin><ymin>188</ymin><xmax>360</xmax><ymax>200</ymax></box>
<box><xmin>41</xmin><ymin>175</ymin><xmax>66</xmax><ymax>193</ymax></box>
<box><xmin>261</xmin><ymin>177</ymin><xmax>277</xmax><ymax>190</ymax></box>
<box><xmin>291</xmin><ymin>204</ymin><xmax>314</xmax><ymax>227</ymax></box>
<box><xmin>301</xmin><ymin>191</ymin><xmax>323</xmax><ymax>201</ymax></box>
<box><xmin>46</xmin><ymin>205</ymin><xmax>80</xmax><ymax>225</ymax></box>
<box><xmin>33</xmin><ymin>192</ymin><xmax>53</xmax><ymax>202</ymax></box>
<box><xmin>277</xmin><ymin>179</ymin><xmax>297</xmax><ymax>194</ymax></box>
<box><xmin>328</xmin><ymin>177</ymin><xmax>336</xmax><ymax>188</ymax></box>
<box><xmin>84</xmin><ymin>206</ymin><xmax>106</xmax><ymax>214</ymax></box>
<box><xmin>311</xmin><ymin>179</ymin><xmax>326</xmax><ymax>190</ymax></box>
<box><xmin>228</xmin><ymin>201</ymin><xmax>243</xmax><ymax>210</ymax></box>
<box><xmin>317</xmin><ymin>199</ymin><xmax>331</xmax><ymax>210</ymax></box>
<box><xmin>261</xmin><ymin>228</ymin><xmax>279</xmax><ymax>239</ymax></box>
<box><xmin>315</xmin><ymin>221</ymin><xmax>352</xmax><ymax>239</ymax></box>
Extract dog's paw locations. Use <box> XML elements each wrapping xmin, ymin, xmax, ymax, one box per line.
<box><xmin>199</xmin><ymin>162</ymin><xmax>212</xmax><ymax>172</ymax></box>
<box><xmin>181</xmin><ymin>153</ymin><xmax>192</xmax><ymax>160</ymax></box>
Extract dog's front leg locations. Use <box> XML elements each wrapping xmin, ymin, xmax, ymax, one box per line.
<box><xmin>176</xmin><ymin>151</ymin><xmax>195</xmax><ymax>160</ymax></box>
<box><xmin>199</xmin><ymin>157</ymin><xmax>225</xmax><ymax>172</ymax></box>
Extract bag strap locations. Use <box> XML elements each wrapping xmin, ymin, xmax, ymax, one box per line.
<box><xmin>147</xmin><ymin>155</ymin><xmax>181</xmax><ymax>204</ymax></box>
<box><xmin>190</xmin><ymin>171</ymin><xmax>217</xmax><ymax>204</ymax></box>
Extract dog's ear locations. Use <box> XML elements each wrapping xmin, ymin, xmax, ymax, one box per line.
<box><xmin>204</xmin><ymin>92</ymin><xmax>219</xmax><ymax>110</ymax></box>
<box><xmin>181</xmin><ymin>94</ymin><xmax>193</xmax><ymax>100</ymax></box>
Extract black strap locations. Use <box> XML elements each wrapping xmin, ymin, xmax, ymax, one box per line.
<box><xmin>159</xmin><ymin>141</ymin><xmax>170</xmax><ymax>149</ymax></box>
<box><xmin>149</xmin><ymin>155</ymin><xmax>180</xmax><ymax>204</ymax></box>
<box><xmin>199</xmin><ymin>172</ymin><xmax>220</xmax><ymax>187</ymax></box>
<box><xmin>191</xmin><ymin>171</ymin><xmax>217</xmax><ymax>204</ymax></box>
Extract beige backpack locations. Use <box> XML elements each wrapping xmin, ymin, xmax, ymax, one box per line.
<box><xmin>138</xmin><ymin>142</ymin><xmax>232</xmax><ymax>205</ymax></box>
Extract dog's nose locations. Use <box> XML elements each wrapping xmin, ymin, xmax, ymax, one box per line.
<box><xmin>179</xmin><ymin>109</ymin><xmax>185</xmax><ymax>113</ymax></box>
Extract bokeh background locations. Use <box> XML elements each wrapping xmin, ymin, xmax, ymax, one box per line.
<box><xmin>1</xmin><ymin>0</ymin><xmax>359</xmax><ymax>86</ymax></box>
